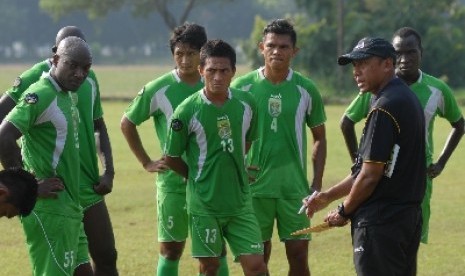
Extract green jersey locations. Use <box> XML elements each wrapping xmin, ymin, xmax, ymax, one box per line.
<box><xmin>6</xmin><ymin>73</ymin><xmax>81</xmax><ymax>218</ymax></box>
<box><xmin>5</xmin><ymin>59</ymin><xmax>104</xmax><ymax>195</ymax></box>
<box><xmin>231</xmin><ymin>68</ymin><xmax>326</xmax><ymax>199</ymax></box>
<box><xmin>124</xmin><ymin>70</ymin><xmax>203</xmax><ymax>193</ymax></box>
<box><xmin>345</xmin><ymin>71</ymin><xmax>463</xmax><ymax>163</ymax></box>
<box><xmin>166</xmin><ymin>88</ymin><xmax>258</xmax><ymax>216</ymax></box>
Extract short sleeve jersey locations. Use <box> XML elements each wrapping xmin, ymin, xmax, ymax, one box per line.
<box><xmin>165</xmin><ymin>88</ymin><xmax>258</xmax><ymax>216</ymax></box>
<box><xmin>344</xmin><ymin>71</ymin><xmax>463</xmax><ymax>163</ymax></box>
<box><xmin>124</xmin><ymin>70</ymin><xmax>203</xmax><ymax>193</ymax></box>
<box><xmin>5</xmin><ymin>59</ymin><xmax>104</xmax><ymax>188</ymax></box>
<box><xmin>351</xmin><ymin>78</ymin><xmax>426</xmax><ymax>227</ymax></box>
<box><xmin>6</xmin><ymin>74</ymin><xmax>82</xmax><ymax>218</ymax></box>
<box><xmin>231</xmin><ymin>68</ymin><xmax>326</xmax><ymax>199</ymax></box>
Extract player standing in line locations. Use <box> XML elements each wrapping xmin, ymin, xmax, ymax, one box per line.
<box><xmin>165</xmin><ymin>39</ymin><xmax>267</xmax><ymax>276</ymax></box>
<box><xmin>121</xmin><ymin>23</ymin><xmax>229</xmax><ymax>276</ymax></box>
<box><xmin>0</xmin><ymin>36</ymin><xmax>92</xmax><ymax>276</ymax></box>
<box><xmin>0</xmin><ymin>168</ymin><xmax>38</xmax><ymax>219</ymax></box>
<box><xmin>340</xmin><ymin>27</ymin><xmax>464</xmax><ymax>244</ymax></box>
<box><xmin>231</xmin><ymin>19</ymin><xmax>326</xmax><ymax>276</ymax></box>
<box><xmin>0</xmin><ymin>26</ymin><xmax>117</xmax><ymax>275</ymax></box>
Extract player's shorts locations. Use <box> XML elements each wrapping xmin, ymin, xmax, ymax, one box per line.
<box><xmin>157</xmin><ymin>191</ymin><xmax>188</xmax><ymax>242</ymax></box>
<box><xmin>420</xmin><ymin>176</ymin><xmax>432</xmax><ymax>244</ymax></box>
<box><xmin>76</xmin><ymin>222</ymin><xmax>90</xmax><ymax>268</ymax></box>
<box><xmin>252</xmin><ymin>197</ymin><xmax>310</xmax><ymax>241</ymax></box>
<box><xmin>80</xmin><ymin>182</ymin><xmax>104</xmax><ymax>210</ymax></box>
<box><xmin>190</xmin><ymin>213</ymin><xmax>263</xmax><ymax>261</ymax></box>
<box><xmin>21</xmin><ymin>211</ymin><xmax>82</xmax><ymax>276</ymax></box>
<box><xmin>352</xmin><ymin>206</ymin><xmax>421</xmax><ymax>276</ymax></box>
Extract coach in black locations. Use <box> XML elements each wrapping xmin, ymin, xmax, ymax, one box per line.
<box><xmin>303</xmin><ymin>37</ymin><xmax>426</xmax><ymax>275</ymax></box>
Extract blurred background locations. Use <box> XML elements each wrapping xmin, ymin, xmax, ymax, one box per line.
<box><xmin>2</xmin><ymin>0</ymin><xmax>465</xmax><ymax>95</ymax></box>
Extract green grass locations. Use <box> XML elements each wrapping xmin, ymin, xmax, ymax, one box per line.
<box><xmin>0</xmin><ymin>65</ymin><xmax>464</xmax><ymax>275</ymax></box>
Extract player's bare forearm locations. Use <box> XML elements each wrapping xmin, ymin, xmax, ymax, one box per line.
<box><xmin>342</xmin><ymin>162</ymin><xmax>384</xmax><ymax>215</ymax></box>
<box><xmin>436</xmin><ymin>117</ymin><xmax>464</xmax><ymax>168</ymax></box>
<box><xmin>310</xmin><ymin>124</ymin><xmax>326</xmax><ymax>191</ymax></box>
<box><xmin>165</xmin><ymin>156</ymin><xmax>188</xmax><ymax>179</ymax></box>
<box><xmin>0</xmin><ymin>121</ymin><xmax>23</xmax><ymax>168</ymax></box>
<box><xmin>120</xmin><ymin>115</ymin><xmax>152</xmax><ymax>167</ymax></box>
<box><xmin>0</xmin><ymin>95</ymin><xmax>16</xmax><ymax>123</ymax></box>
<box><xmin>340</xmin><ymin>115</ymin><xmax>358</xmax><ymax>163</ymax></box>
<box><xmin>95</xmin><ymin>118</ymin><xmax>115</xmax><ymax>176</ymax></box>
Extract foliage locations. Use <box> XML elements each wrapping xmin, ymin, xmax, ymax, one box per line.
<box><xmin>243</xmin><ymin>0</ymin><xmax>465</xmax><ymax>91</ymax></box>
<box><xmin>39</xmin><ymin>0</ymin><xmax>233</xmax><ymax>30</ymax></box>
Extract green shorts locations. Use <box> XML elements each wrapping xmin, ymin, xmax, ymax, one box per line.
<box><xmin>190</xmin><ymin>213</ymin><xmax>263</xmax><ymax>261</ymax></box>
<box><xmin>157</xmin><ymin>192</ymin><xmax>188</xmax><ymax>242</ymax></box>
<box><xmin>80</xmin><ymin>181</ymin><xmax>104</xmax><ymax>210</ymax></box>
<box><xmin>21</xmin><ymin>211</ymin><xmax>82</xmax><ymax>276</ymax></box>
<box><xmin>420</xmin><ymin>176</ymin><xmax>433</xmax><ymax>244</ymax></box>
<box><xmin>76</xmin><ymin>222</ymin><xmax>90</xmax><ymax>267</ymax></box>
<box><xmin>252</xmin><ymin>197</ymin><xmax>311</xmax><ymax>241</ymax></box>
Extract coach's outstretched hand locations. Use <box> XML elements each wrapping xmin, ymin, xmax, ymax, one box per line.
<box><xmin>304</xmin><ymin>191</ymin><xmax>330</xmax><ymax>218</ymax></box>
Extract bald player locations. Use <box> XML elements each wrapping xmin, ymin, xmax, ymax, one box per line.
<box><xmin>0</xmin><ymin>26</ymin><xmax>117</xmax><ymax>275</ymax></box>
<box><xmin>0</xmin><ymin>36</ymin><xmax>92</xmax><ymax>275</ymax></box>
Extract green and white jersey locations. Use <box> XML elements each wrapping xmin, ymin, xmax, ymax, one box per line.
<box><xmin>5</xmin><ymin>60</ymin><xmax>52</xmax><ymax>103</ymax></box>
<box><xmin>231</xmin><ymin>68</ymin><xmax>326</xmax><ymax>199</ymax></box>
<box><xmin>5</xmin><ymin>59</ymin><xmax>103</xmax><ymax>192</ymax></box>
<box><xmin>6</xmin><ymin>73</ymin><xmax>82</xmax><ymax>218</ymax></box>
<box><xmin>166</xmin><ymin>88</ymin><xmax>258</xmax><ymax>216</ymax></box>
<box><xmin>345</xmin><ymin>71</ymin><xmax>463</xmax><ymax>163</ymax></box>
<box><xmin>124</xmin><ymin>70</ymin><xmax>203</xmax><ymax>193</ymax></box>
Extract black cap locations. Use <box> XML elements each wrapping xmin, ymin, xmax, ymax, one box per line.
<box><xmin>338</xmin><ymin>37</ymin><xmax>395</xmax><ymax>65</ymax></box>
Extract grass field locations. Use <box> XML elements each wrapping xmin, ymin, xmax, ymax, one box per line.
<box><xmin>0</xmin><ymin>64</ymin><xmax>464</xmax><ymax>275</ymax></box>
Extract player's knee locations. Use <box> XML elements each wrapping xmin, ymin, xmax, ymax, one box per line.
<box><xmin>160</xmin><ymin>244</ymin><xmax>185</xmax><ymax>260</ymax></box>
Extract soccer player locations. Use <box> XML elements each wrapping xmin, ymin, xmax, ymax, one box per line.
<box><xmin>231</xmin><ymin>19</ymin><xmax>326</xmax><ymax>275</ymax></box>
<box><xmin>121</xmin><ymin>23</ymin><xmax>229</xmax><ymax>276</ymax></box>
<box><xmin>0</xmin><ymin>36</ymin><xmax>92</xmax><ymax>276</ymax></box>
<box><xmin>340</xmin><ymin>27</ymin><xmax>464</xmax><ymax>244</ymax></box>
<box><xmin>0</xmin><ymin>26</ymin><xmax>118</xmax><ymax>275</ymax></box>
<box><xmin>305</xmin><ymin>37</ymin><xmax>425</xmax><ymax>275</ymax></box>
<box><xmin>165</xmin><ymin>39</ymin><xmax>267</xmax><ymax>276</ymax></box>
<box><xmin>0</xmin><ymin>168</ymin><xmax>38</xmax><ymax>219</ymax></box>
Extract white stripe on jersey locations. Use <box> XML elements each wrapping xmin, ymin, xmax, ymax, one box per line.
<box><xmin>35</xmin><ymin>97</ymin><xmax>68</xmax><ymax>172</ymax></box>
<box><xmin>295</xmin><ymin>85</ymin><xmax>311</xmax><ymax>167</ymax></box>
<box><xmin>424</xmin><ymin>86</ymin><xmax>443</xmax><ymax>148</ymax></box>
<box><xmin>189</xmin><ymin>113</ymin><xmax>207</xmax><ymax>182</ymax></box>
<box><xmin>239</xmin><ymin>100</ymin><xmax>253</xmax><ymax>157</ymax></box>
<box><xmin>151</xmin><ymin>86</ymin><xmax>174</xmax><ymax>121</ymax></box>
<box><xmin>86</xmin><ymin>76</ymin><xmax>98</xmax><ymax>114</ymax></box>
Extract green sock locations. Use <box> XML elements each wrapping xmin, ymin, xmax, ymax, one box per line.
<box><xmin>157</xmin><ymin>255</ymin><xmax>179</xmax><ymax>276</ymax></box>
<box><xmin>218</xmin><ymin>256</ymin><xmax>229</xmax><ymax>276</ymax></box>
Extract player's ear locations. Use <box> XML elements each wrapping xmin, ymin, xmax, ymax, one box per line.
<box><xmin>293</xmin><ymin>46</ymin><xmax>300</xmax><ymax>57</ymax></box>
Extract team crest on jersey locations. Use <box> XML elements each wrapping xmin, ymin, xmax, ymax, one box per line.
<box><xmin>24</xmin><ymin>93</ymin><xmax>38</xmax><ymax>104</ymax></box>
<box><xmin>171</xmin><ymin>119</ymin><xmax>183</xmax><ymax>131</ymax></box>
<box><xmin>13</xmin><ymin>77</ymin><xmax>22</xmax><ymax>87</ymax></box>
<box><xmin>217</xmin><ymin>115</ymin><xmax>231</xmax><ymax>139</ymax></box>
<box><xmin>268</xmin><ymin>95</ymin><xmax>282</xmax><ymax>117</ymax></box>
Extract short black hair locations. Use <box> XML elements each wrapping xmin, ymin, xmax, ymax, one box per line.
<box><xmin>0</xmin><ymin>168</ymin><xmax>38</xmax><ymax>216</ymax></box>
<box><xmin>52</xmin><ymin>26</ymin><xmax>86</xmax><ymax>53</ymax></box>
<box><xmin>199</xmin><ymin>39</ymin><xmax>236</xmax><ymax>70</ymax></box>
<box><xmin>169</xmin><ymin>23</ymin><xmax>207</xmax><ymax>54</ymax></box>
<box><xmin>393</xmin><ymin>27</ymin><xmax>423</xmax><ymax>52</ymax></box>
<box><xmin>263</xmin><ymin>19</ymin><xmax>297</xmax><ymax>47</ymax></box>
